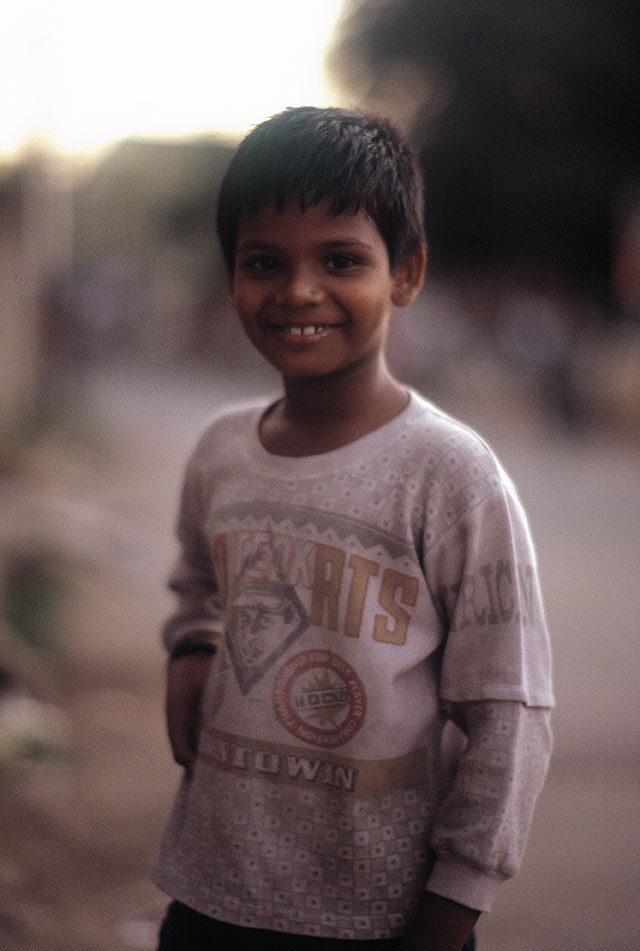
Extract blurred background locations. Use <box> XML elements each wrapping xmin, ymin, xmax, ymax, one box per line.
<box><xmin>1</xmin><ymin>1</ymin><xmax>639</xmax><ymax>948</ymax></box>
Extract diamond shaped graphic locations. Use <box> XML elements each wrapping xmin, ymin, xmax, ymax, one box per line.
<box><xmin>225</xmin><ymin>578</ymin><xmax>309</xmax><ymax>694</ymax></box>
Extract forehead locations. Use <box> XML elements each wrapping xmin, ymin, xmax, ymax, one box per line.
<box><xmin>235</xmin><ymin>199</ymin><xmax>386</xmax><ymax>251</ymax></box>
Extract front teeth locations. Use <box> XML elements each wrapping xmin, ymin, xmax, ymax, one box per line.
<box><xmin>287</xmin><ymin>325</ymin><xmax>324</xmax><ymax>336</ymax></box>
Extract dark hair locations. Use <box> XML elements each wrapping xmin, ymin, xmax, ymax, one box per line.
<box><xmin>216</xmin><ymin>106</ymin><xmax>425</xmax><ymax>273</ymax></box>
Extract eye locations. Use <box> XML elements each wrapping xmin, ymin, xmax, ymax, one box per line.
<box><xmin>239</xmin><ymin>255</ymin><xmax>280</xmax><ymax>273</ymax></box>
<box><xmin>326</xmin><ymin>253</ymin><xmax>360</xmax><ymax>271</ymax></box>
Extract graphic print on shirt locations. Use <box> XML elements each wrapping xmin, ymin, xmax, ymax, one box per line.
<box><xmin>221</xmin><ymin>529</ymin><xmax>310</xmax><ymax>694</ymax></box>
<box><xmin>215</xmin><ymin>519</ymin><xmax>423</xmax><ymax>697</ymax></box>
<box><xmin>273</xmin><ymin>649</ymin><xmax>366</xmax><ymax>747</ymax></box>
<box><xmin>226</xmin><ymin>572</ymin><xmax>309</xmax><ymax>695</ymax></box>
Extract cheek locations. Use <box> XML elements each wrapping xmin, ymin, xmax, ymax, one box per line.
<box><xmin>229</xmin><ymin>283</ymin><xmax>245</xmax><ymax>309</ymax></box>
<box><xmin>353</xmin><ymin>288</ymin><xmax>393</xmax><ymax>327</ymax></box>
<box><xmin>231</xmin><ymin>287</ymin><xmax>260</xmax><ymax>325</ymax></box>
<box><xmin>237</xmin><ymin>311</ymin><xmax>261</xmax><ymax>344</ymax></box>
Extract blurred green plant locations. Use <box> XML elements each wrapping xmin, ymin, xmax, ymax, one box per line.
<box><xmin>0</xmin><ymin>690</ymin><xmax>71</xmax><ymax>765</ymax></box>
<box><xmin>4</xmin><ymin>550</ymin><xmax>67</xmax><ymax>657</ymax></box>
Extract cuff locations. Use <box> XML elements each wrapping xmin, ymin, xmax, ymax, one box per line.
<box><xmin>163</xmin><ymin>624</ymin><xmax>222</xmax><ymax>656</ymax></box>
<box><xmin>169</xmin><ymin>641</ymin><xmax>217</xmax><ymax>661</ymax></box>
<box><xmin>426</xmin><ymin>853</ymin><xmax>507</xmax><ymax>913</ymax></box>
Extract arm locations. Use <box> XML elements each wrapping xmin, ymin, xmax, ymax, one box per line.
<box><xmin>414</xmin><ymin>444</ymin><xmax>553</xmax><ymax>941</ymax></box>
<box><xmin>404</xmin><ymin>701</ymin><xmax>551</xmax><ymax>947</ymax></box>
<box><xmin>162</xmin><ymin>447</ymin><xmax>224</xmax><ymax>656</ymax></box>
<box><xmin>166</xmin><ymin>646</ymin><xmax>216</xmax><ymax>776</ymax></box>
<box><xmin>163</xmin><ymin>446</ymin><xmax>224</xmax><ymax>772</ymax></box>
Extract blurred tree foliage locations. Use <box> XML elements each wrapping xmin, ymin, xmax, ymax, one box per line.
<box><xmin>4</xmin><ymin>551</ymin><xmax>65</xmax><ymax>657</ymax></box>
<box><xmin>329</xmin><ymin>0</ymin><xmax>640</xmax><ymax>305</ymax></box>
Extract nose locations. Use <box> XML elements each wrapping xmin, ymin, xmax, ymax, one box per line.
<box><xmin>274</xmin><ymin>266</ymin><xmax>323</xmax><ymax>307</ymax></box>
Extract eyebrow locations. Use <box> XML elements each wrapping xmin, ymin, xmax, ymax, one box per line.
<box><xmin>236</xmin><ymin>238</ymin><xmax>377</xmax><ymax>254</ymax></box>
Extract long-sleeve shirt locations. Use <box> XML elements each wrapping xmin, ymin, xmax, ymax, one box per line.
<box><xmin>154</xmin><ymin>390</ymin><xmax>553</xmax><ymax>939</ymax></box>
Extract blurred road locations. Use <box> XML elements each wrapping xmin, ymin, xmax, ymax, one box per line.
<box><xmin>1</xmin><ymin>359</ymin><xmax>638</xmax><ymax>950</ymax></box>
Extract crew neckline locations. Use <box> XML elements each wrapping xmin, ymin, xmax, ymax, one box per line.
<box><xmin>246</xmin><ymin>389</ymin><xmax>422</xmax><ymax>475</ymax></box>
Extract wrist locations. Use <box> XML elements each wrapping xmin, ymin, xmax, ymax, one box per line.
<box><xmin>169</xmin><ymin>641</ymin><xmax>217</xmax><ymax>661</ymax></box>
<box><xmin>401</xmin><ymin>891</ymin><xmax>479</xmax><ymax>951</ymax></box>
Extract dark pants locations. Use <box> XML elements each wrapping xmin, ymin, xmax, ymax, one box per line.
<box><xmin>158</xmin><ymin>901</ymin><xmax>476</xmax><ymax>950</ymax></box>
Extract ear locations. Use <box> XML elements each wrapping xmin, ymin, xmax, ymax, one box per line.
<box><xmin>391</xmin><ymin>245</ymin><xmax>427</xmax><ymax>307</ymax></box>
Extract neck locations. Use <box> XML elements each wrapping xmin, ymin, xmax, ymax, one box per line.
<box><xmin>258</xmin><ymin>356</ymin><xmax>410</xmax><ymax>457</ymax></box>
<box><xmin>281</xmin><ymin>358</ymin><xmax>405</xmax><ymax>426</ymax></box>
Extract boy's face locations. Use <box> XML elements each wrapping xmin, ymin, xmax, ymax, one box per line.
<box><xmin>229</xmin><ymin>200</ymin><xmax>422</xmax><ymax>382</ymax></box>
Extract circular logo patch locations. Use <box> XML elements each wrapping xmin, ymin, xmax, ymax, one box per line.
<box><xmin>273</xmin><ymin>650</ymin><xmax>366</xmax><ymax>748</ymax></box>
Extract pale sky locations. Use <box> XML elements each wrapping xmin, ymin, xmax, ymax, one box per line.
<box><xmin>1</xmin><ymin>0</ymin><xmax>345</xmax><ymax>157</ymax></box>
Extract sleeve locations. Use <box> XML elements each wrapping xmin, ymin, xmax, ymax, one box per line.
<box><xmin>420</xmin><ymin>444</ymin><xmax>553</xmax><ymax>910</ymax></box>
<box><xmin>426</xmin><ymin>700</ymin><xmax>552</xmax><ymax>912</ymax></box>
<box><xmin>161</xmin><ymin>448</ymin><xmax>226</xmax><ymax>655</ymax></box>
<box><xmin>425</xmin><ymin>460</ymin><xmax>554</xmax><ymax>708</ymax></box>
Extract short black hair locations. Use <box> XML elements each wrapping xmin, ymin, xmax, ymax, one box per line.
<box><xmin>216</xmin><ymin>106</ymin><xmax>426</xmax><ymax>273</ymax></box>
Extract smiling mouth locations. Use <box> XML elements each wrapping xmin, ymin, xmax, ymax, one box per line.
<box><xmin>279</xmin><ymin>324</ymin><xmax>332</xmax><ymax>337</ymax></box>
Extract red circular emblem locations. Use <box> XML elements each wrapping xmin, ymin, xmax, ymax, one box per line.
<box><xmin>273</xmin><ymin>650</ymin><xmax>366</xmax><ymax>748</ymax></box>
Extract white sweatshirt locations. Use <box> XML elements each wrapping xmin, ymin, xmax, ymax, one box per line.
<box><xmin>154</xmin><ymin>391</ymin><xmax>553</xmax><ymax>940</ymax></box>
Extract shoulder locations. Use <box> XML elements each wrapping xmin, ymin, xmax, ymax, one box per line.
<box><xmin>177</xmin><ymin>399</ymin><xmax>269</xmax><ymax>497</ymax></box>
<box><xmin>405</xmin><ymin>390</ymin><xmax>505</xmax><ymax>480</ymax></box>
<box><xmin>188</xmin><ymin>399</ymin><xmax>267</xmax><ymax>461</ymax></box>
<box><xmin>404</xmin><ymin>392</ymin><xmax>524</xmax><ymax>543</ymax></box>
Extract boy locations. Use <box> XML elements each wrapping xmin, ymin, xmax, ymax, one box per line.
<box><xmin>154</xmin><ymin>107</ymin><xmax>553</xmax><ymax>951</ymax></box>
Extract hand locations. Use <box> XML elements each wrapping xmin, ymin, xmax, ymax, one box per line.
<box><xmin>166</xmin><ymin>652</ymin><xmax>214</xmax><ymax>776</ymax></box>
<box><xmin>400</xmin><ymin>892</ymin><xmax>480</xmax><ymax>951</ymax></box>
